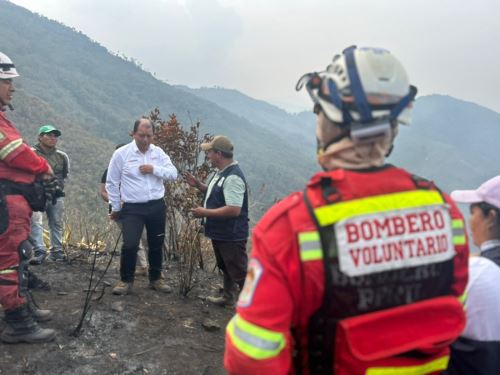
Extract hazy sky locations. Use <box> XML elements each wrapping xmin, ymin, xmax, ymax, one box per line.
<box><xmin>9</xmin><ymin>0</ymin><xmax>500</xmax><ymax>113</ymax></box>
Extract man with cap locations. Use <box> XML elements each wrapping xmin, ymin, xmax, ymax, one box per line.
<box><xmin>223</xmin><ymin>46</ymin><xmax>469</xmax><ymax>374</ymax></box>
<box><xmin>0</xmin><ymin>51</ymin><xmax>56</xmax><ymax>343</ymax></box>
<box><xmin>446</xmin><ymin>176</ymin><xmax>500</xmax><ymax>374</ymax></box>
<box><xmin>184</xmin><ymin>135</ymin><xmax>249</xmax><ymax>307</ymax></box>
<box><xmin>29</xmin><ymin>124</ymin><xmax>70</xmax><ymax>264</ymax></box>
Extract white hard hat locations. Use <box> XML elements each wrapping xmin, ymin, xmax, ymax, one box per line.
<box><xmin>0</xmin><ymin>52</ymin><xmax>20</xmax><ymax>79</ymax></box>
<box><xmin>297</xmin><ymin>46</ymin><xmax>417</xmax><ymax>128</ymax></box>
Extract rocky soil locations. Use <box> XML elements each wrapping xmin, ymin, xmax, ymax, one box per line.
<box><xmin>0</xmin><ymin>250</ymin><xmax>233</xmax><ymax>375</ymax></box>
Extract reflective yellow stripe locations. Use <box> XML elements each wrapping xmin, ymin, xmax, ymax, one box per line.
<box><xmin>367</xmin><ymin>355</ymin><xmax>449</xmax><ymax>375</ymax></box>
<box><xmin>226</xmin><ymin>314</ymin><xmax>285</xmax><ymax>360</ymax></box>
<box><xmin>299</xmin><ymin>231</ymin><xmax>320</xmax><ymax>243</ymax></box>
<box><xmin>0</xmin><ymin>138</ymin><xmax>23</xmax><ymax>160</ymax></box>
<box><xmin>452</xmin><ymin>219</ymin><xmax>466</xmax><ymax>245</ymax></box>
<box><xmin>0</xmin><ymin>265</ymin><xmax>18</xmax><ymax>275</ymax></box>
<box><xmin>452</xmin><ymin>219</ymin><xmax>464</xmax><ymax>229</ymax></box>
<box><xmin>458</xmin><ymin>290</ymin><xmax>468</xmax><ymax>307</ymax></box>
<box><xmin>298</xmin><ymin>231</ymin><xmax>323</xmax><ymax>262</ymax></box>
<box><xmin>314</xmin><ymin>190</ymin><xmax>444</xmax><ymax>227</ymax></box>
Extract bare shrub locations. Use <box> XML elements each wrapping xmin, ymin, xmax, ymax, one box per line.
<box><xmin>148</xmin><ymin>109</ymin><xmax>213</xmax><ymax>296</ymax></box>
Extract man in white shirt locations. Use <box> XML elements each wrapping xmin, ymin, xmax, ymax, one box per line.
<box><xmin>106</xmin><ymin>118</ymin><xmax>177</xmax><ymax>295</ymax></box>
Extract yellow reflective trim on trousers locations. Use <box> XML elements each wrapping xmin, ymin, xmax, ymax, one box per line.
<box><xmin>0</xmin><ymin>138</ymin><xmax>23</xmax><ymax>160</ymax></box>
<box><xmin>226</xmin><ymin>315</ymin><xmax>285</xmax><ymax>360</ymax></box>
<box><xmin>453</xmin><ymin>235</ymin><xmax>466</xmax><ymax>245</ymax></box>
<box><xmin>298</xmin><ymin>231</ymin><xmax>323</xmax><ymax>262</ymax></box>
<box><xmin>0</xmin><ymin>269</ymin><xmax>16</xmax><ymax>275</ymax></box>
<box><xmin>366</xmin><ymin>355</ymin><xmax>449</xmax><ymax>375</ymax></box>
<box><xmin>314</xmin><ymin>190</ymin><xmax>444</xmax><ymax>227</ymax></box>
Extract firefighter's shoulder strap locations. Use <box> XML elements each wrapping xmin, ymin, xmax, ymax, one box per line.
<box><xmin>301</xmin><ymin>176</ymin><xmax>340</xmax><ymax>375</ymax></box>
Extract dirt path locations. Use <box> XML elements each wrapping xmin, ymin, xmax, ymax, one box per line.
<box><xmin>0</xmin><ymin>254</ymin><xmax>233</xmax><ymax>375</ymax></box>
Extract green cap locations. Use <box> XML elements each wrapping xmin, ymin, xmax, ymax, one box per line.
<box><xmin>38</xmin><ymin>124</ymin><xmax>61</xmax><ymax>136</ymax></box>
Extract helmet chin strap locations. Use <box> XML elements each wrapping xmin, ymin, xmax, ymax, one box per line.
<box><xmin>0</xmin><ymin>96</ymin><xmax>13</xmax><ymax>111</ymax></box>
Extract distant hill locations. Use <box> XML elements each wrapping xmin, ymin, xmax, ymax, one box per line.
<box><xmin>0</xmin><ymin>0</ymin><xmax>318</xmax><ymax>220</ymax></box>
<box><xmin>390</xmin><ymin>95</ymin><xmax>500</xmax><ymax>193</ymax></box>
<box><xmin>176</xmin><ymin>85</ymin><xmax>317</xmax><ymax>150</ymax></box>
<box><xmin>181</xmin><ymin>86</ymin><xmax>500</xmax><ymax>196</ymax></box>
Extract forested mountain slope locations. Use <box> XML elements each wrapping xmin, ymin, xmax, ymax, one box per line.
<box><xmin>0</xmin><ymin>0</ymin><xmax>318</xmax><ymax>219</ymax></box>
<box><xmin>1</xmin><ymin>0</ymin><xmax>499</xmax><ymax>223</ymax></box>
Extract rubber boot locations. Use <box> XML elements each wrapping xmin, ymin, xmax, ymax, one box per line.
<box><xmin>27</xmin><ymin>292</ymin><xmax>53</xmax><ymax>322</ymax></box>
<box><xmin>0</xmin><ymin>303</ymin><xmax>56</xmax><ymax>344</ymax></box>
<box><xmin>206</xmin><ymin>273</ymin><xmax>237</xmax><ymax>307</ymax></box>
<box><xmin>28</xmin><ymin>271</ymin><xmax>50</xmax><ymax>291</ymax></box>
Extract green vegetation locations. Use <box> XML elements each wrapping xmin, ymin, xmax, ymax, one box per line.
<box><xmin>0</xmin><ymin>0</ymin><xmax>317</xmax><ymax>225</ymax></box>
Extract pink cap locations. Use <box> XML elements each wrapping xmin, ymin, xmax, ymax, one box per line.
<box><xmin>451</xmin><ymin>175</ymin><xmax>500</xmax><ymax>209</ymax></box>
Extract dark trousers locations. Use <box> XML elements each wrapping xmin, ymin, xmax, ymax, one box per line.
<box><xmin>119</xmin><ymin>199</ymin><xmax>166</xmax><ymax>282</ymax></box>
<box><xmin>212</xmin><ymin>240</ymin><xmax>248</xmax><ymax>296</ymax></box>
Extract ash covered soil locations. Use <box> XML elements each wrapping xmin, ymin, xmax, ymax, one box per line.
<box><xmin>0</xmin><ymin>250</ymin><xmax>233</xmax><ymax>375</ymax></box>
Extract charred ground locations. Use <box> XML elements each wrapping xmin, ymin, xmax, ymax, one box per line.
<box><xmin>0</xmin><ymin>249</ymin><xmax>233</xmax><ymax>375</ymax></box>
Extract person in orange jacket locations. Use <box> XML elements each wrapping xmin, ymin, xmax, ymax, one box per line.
<box><xmin>0</xmin><ymin>51</ymin><xmax>56</xmax><ymax>343</ymax></box>
<box><xmin>224</xmin><ymin>46</ymin><xmax>469</xmax><ymax>375</ymax></box>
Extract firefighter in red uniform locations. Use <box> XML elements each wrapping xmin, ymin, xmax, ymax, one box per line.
<box><xmin>0</xmin><ymin>52</ymin><xmax>56</xmax><ymax>343</ymax></box>
<box><xmin>224</xmin><ymin>46</ymin><xmax>469</xmax><ymax>374</ymax></box>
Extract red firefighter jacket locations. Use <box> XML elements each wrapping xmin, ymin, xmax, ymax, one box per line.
<box><xmin>0</xmin><ymin>112</ymin><xmax>49</xmax><ymax>182</ymax></box>
<box><xmin>224</xmin><ymin>166</ymin><xmax>469</xmax><ymax>375</ymax></box>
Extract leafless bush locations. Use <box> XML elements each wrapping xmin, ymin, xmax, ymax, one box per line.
<box><xmin>149</xmin><ymin>109</ymin><xmax>213</xmax><ymax>295</ymax></box>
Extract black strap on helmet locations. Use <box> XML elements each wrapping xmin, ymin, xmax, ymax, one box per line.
<box><xmin>0</xmin><ymin>63</ymin><xmax>15</xmax><ymax>72</ymax></box>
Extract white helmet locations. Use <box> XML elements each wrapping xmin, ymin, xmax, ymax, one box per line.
<box><xmin>0</xmin><ymin>52</ymin><xmax>20</xmax><ymax>79</ymax></box>
<box><xmin>296</xmin><ymin>46</ymin><xmax>417</xmax><ymax>143</ymax></box>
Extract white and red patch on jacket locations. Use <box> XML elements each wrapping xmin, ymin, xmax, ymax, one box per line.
<box><xmin>237</xmin><ymin>258</ymin><xmax>263</xmax><ymax>308</ymax></box>
<box><xmin>336</xmin><ymin>205</ymin><xmax>455</xmax><ymax>277</ymax></box>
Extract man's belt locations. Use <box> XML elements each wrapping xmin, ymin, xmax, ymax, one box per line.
<box><xmin>123</xmin><ymin>198</ymin><xmax>164</xmax><ymax>206</ymax></box>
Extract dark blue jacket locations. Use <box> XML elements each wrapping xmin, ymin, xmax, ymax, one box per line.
<box><xmin>482</xmin><ymin>245</ymin><xmax>500</xmax><ymax>267</ymax></box>
<box><xmin>204</xmin><ymin>164</ymin><xmax>248</xmax><ymax>241</ymax></box>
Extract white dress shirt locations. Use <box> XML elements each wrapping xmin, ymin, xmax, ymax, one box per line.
<box><xmin>462</xmin><ymin>256</ymin><xmax>500</xmax><ymax>341</ymax></box>
<box><xmin>106</xmin><ymin>141</ymin><xmax>178</xmax><ymax>212</ymax></box>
